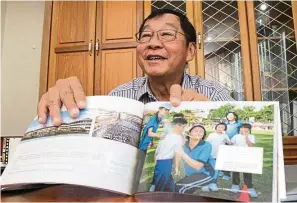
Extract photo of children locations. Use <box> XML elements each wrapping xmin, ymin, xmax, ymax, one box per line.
<box><xmin>22</xmin><ymin>109</ymin><xmax>96</xmax><ymax>141</ymax></box>
<box><xmin>138</xmin><ymin>102</ymin><xmax>275</xmax><ymax>202</ymax></box>
<box><xmin>92</xmin><ymin>109</ymin><xmax>142</xmax><ymax>148</ymax></box>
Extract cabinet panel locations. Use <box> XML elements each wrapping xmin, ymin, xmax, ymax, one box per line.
<box><xmin>100</xmin><ymin>49</ymin><xmax>136</xmax><ymax>95</ymax></box>
<box><xmin>49</xmin><ymin>52</ymin><xmax>94</xmax><ymax>96</ymax></box>
<box><xmin>52</xmin><ymin>1</ymin><xmax>96</xmax><ymax>46</ymax></box>
<box><xmin>102</xmin><ymin>1</ymin><xmax>137</xmax><ymax>43</ymax></box>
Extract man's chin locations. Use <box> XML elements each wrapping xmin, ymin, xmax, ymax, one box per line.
<box><xmin>144</xmin><ymin>69</ymin><xmax>168</xmax><ymax>77</ymax></box>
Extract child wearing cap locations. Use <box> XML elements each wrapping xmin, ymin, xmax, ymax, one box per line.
<box><xmin>230</xmin><ymin>123</ymin><xmax>258</xmax><ymax>198</ymax></box>
<box><xmin>138</xmin><ymin>103</ymin><xmax>171</xmax><ymax>151</ymax></box>
<box><xmin>162</xmin><ymin>113</ymin><xmax>185</xmax><ymax>138</ymax></box>
<box><xmin>150</xmin><ymin>117</ymin><xmax>187</xmax><ymax>192</ymax></box>
<box><xmin>175</xmin><ymin>125</ymin><xmax>219</xmax><ymax>194</ymax></box>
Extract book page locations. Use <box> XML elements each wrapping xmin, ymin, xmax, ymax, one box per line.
<box><xmin>276</xmin><ymin>103</ymin><xmax>286</xmax><ymax>201</ymax></box>
<box><xmin>1</xmin><ymin>96</ymin><xmax>144</xmax><ymax>195</ymax></box>
<box><xmin>137</xmin><ymin>101</ymin><xmax>278</xmax><ymax>203</ymax></box>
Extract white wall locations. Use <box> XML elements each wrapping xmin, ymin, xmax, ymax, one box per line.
<box><xmin>1</xmin><ymin>1</ymin><xmax>45</xmax><ymax>136</ymax></box>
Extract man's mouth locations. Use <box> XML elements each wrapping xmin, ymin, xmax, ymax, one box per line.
<box><xmin>146</xmin><ymin>55</ymin><xmax>167</xmax><ymax>61</ymax></box>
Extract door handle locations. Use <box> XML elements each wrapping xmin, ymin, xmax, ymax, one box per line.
<box><xmin>88</xmin><ymin>40</ymin><xmax>92</xmax><ymax>56</ymax></box>
<box><xmin>197</xmin><ymin>32</ymin><xmax>201</xmax><ymax>49</ymax></box>
<box><xmin>95</xmin><ymin>39</ymin><xmax>99</xmax><ymax>56</ymax></box>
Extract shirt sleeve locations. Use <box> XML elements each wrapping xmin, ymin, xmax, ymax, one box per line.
<box><xmin>231</xmin><ymin>135</ymin><xmax>236</xmax><ymax>144</ymax></box>
<box><xmin>195</xmin><ymin>143</ymin><xmax>212</xmax><ymax>163</ymax></box>
<box><xmin>206</xmin><ymin>133</ymin><xmax>213</xmax><ymax>143</ymax></box>
<box><xmin>145</xmin><ymin>116</ymin><xmax>157</xmax><ymax>132</ymax></box>
<box><xmin>211</xmin><ymin>83</ymin><xmax>235</xmax><ymax>101</ymax></box>
<box><xmin>224</xmin><ymin>134</ymin><xmax>231</xmax><ymax>142</ymax></box>
<box><xmin>248</xmin><ymin>134</ymin><xmax>256</xmax><ymax>144</ymax></box>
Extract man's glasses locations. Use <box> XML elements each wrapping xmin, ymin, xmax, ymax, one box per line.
<box><xmin>135</xmin><ymin>29</ymin><xmax>185</xmax><ymax>43</ymax></box>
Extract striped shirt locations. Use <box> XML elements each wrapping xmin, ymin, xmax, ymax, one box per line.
<box><xmin>108</xmin><ymin>73</ymin><xmax>234</xmax><ymax>104</ymax></box>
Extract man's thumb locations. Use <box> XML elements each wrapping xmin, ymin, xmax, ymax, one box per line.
<box><xmin>170</xmin><ymin>84</ymin><xmax>182</xmax><ymax>107</ymax></box>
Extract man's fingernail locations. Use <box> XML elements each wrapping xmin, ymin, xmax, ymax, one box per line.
<box><xmin>53</xmin><ymin>118</ymin><xmax>61</xmax><ymax>125</ymax></box>
<box><xmin>71</xmin><ymin>108</ymin><xmax>79</xmax><ymax>116</ymax></box>
<box><xmin>77</xmin><ymin>101</ymin><xmax>86</xmax><ymax>108</ymax></box>
<box><xmin>170</xmin><ymin>98</ymin><xmax>180</xmax><ymax>107</ymax></box>
<box><xmin>38</xmin><ymin>117</ymin><xmax>45</xmax><ymax>123</ymax></box>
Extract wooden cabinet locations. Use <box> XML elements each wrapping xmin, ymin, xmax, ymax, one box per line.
<box><xmin>44</xmin><ymin>1</ymin><xmax>144</xmax><ymax>96</ymax></box>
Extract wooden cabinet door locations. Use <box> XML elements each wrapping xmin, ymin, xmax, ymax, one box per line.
<box><xmin>193</xmin><ymin>1</ymin><xmax>253</xmax><ymax>101</ymax></box>
<box><xmin>95</xmin><ymin>1</ymin><xmax>143</xmax><ymax>95</ymax></box>
<box><xmin>246</xmin><ymin>0</ymin><xmax>297</xmax><ymax>136</ymax></box>
<box><xmin>48</xmin><ymin>1</ymin><xmax>96</xmax><ymax>95</ymax></box>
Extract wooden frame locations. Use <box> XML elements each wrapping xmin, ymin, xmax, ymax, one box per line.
<box><xmin>238</xmin><ymin>1</ymin><xmax>253</xmax><ymax>101</ymax></box>
<box><xmin>246</xmin><ymin>1</ymin><xmax>262</xmax><ymax>101</ymax></box>
<box><xmin>144</xmin><ymin>1</ymin><xmax>151</xmax><ymax>19</ymax></box>
<box><xmin>194</xmin><ymin>2</ymin><xmax>204</xmax><ymax>78</ymax></box>
<box><xmin>185</xmin><ymin>1</ymin><xmax>197</xmax><ymax>76</ymax></box>
<box><xmin>292</xmin><ymin>0</ymin><xmax>297</xmax><ymax>50</ymax></box>
<box><xmin>39</xmin><ymin>1</ymin><xmax>53</xmax><ymax>100</ymax></box>
<box><xmin>94</xmin><ymin>1</ymin><xmax>104</xmax><ymax>95</ymax></box>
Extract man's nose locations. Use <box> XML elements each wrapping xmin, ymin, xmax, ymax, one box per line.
<box><xmin>147</xmin><ymin>33</ymin><xmax>163</xmax><ymax>49</ymax></box>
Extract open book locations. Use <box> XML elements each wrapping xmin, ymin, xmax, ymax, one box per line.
<box><xmin>1</xmin><ymin>96</ymin><xmax>286</xmax><ymax>202</ymax></box>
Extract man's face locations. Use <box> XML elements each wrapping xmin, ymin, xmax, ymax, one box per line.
<box><xmin>136</xmin><ymin>14</ymin><xmax>195</xmax><ymax>77</ymax></box>
<box><xmin>158</xmin><ymin>108</ymin><xmax>169</xmax><ymax>118</ymax></box>
<box><xmin>189</xmin><ymin>126</ymin><xmax>204</xmax><ymax>140</ymax></box>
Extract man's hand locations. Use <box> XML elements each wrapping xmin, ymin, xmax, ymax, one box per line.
<box><xmin>170</xmin><ymin>84</ymin><xmax>210</xmax><ymax>107</ymax></box>
<box><xmin>37</xmin><ymin>76</ymin><xmax>86</xmax><ymax>126</ymax></box>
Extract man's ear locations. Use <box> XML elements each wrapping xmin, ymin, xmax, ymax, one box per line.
<box><xmin>186</xmin><ymin>42</ymin><xmax>197</xmax><ymax>62</ymax></box>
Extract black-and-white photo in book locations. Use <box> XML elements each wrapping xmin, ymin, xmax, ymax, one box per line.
<box><xmin>1</xmin><ymin>96</ymin><xmax>286</xmax><ymax>202</ymax></box>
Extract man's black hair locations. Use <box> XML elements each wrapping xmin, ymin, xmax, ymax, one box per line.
<box><xmin>173</xmin><ymin>113</ymin><xmax>184</xmax><ymax>119</ymax></box>
<box><xmin>172</xmin><ymin>117</ymin><xmax>187</xmax><ymax>125</ymax></box>
<box><xmin>215</xmin><ymin>122</ymin><xmax>227</xmax><ymax>131</ymax></box>
<box><xmin>226</xmin><ymin>112</ymin><xmax>239</xmax><ymax>122</ymax></box>
<box><xmin>138</xmin><ymin>9</ymin><xmax>196</xmax><ymax>46</ymax></box>
<box><xmin>188</xmin><ymin>124</ymin><xmax>207</xmax><ymax>140</ymax></box>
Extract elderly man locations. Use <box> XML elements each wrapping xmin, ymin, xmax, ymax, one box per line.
<box><xmin>37</xmin><ymin>9</ymin><xmax>233</xmax><ymax>126</ymax></box>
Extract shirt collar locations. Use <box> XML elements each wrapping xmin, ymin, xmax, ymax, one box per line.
<box><xmin>185</xmin><ymin>140</ymin><xmax>205</xmax><ymax>151</ymax></box>
<box><xmin>136</xmin><ymin>72</ymin><xmax>197</xmax><ymax>101</ymax></box>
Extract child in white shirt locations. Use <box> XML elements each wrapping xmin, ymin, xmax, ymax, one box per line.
<box><xmin>230</xmin><ymin>123</ymin><xmax>258</xmax><ymax>198</ymax></box>
<box><xmin>206</xmin><ymin>123</ymin><xmax>231</xmax><ymax>158</ymax></box>
<box><xmin>150</xmin><ymin>117</ymin><xmax>187</xmax><ymax>192</ymax></box>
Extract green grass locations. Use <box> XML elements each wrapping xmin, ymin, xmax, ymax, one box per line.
<box><xmin>138</xmin><ymin>129</ymin><xmax>274</xmax><ymax>202</ymax></box>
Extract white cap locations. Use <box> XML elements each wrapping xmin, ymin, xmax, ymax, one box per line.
<box><xmin>159</xmin><ymin>103</ymin><xmax>172</xmax><ymax>110</ymax></box>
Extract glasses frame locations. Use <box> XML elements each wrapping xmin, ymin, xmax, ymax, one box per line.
<box><xmin>135</xmin><ymin>29</ymin><xmax>186</xmax><ymax>43</ymax></box>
